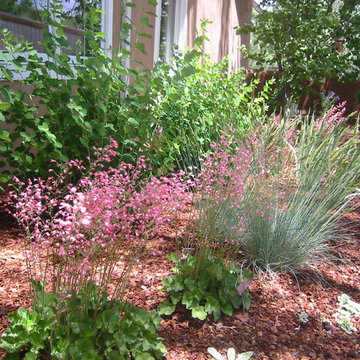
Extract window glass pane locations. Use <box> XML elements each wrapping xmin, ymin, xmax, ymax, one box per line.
<box><xmin>0</xmin><ymin>1</ymin><xmax>43</xmax><ymax>51</ymax></box>
<box><xmin>0</xmin><ymin>0</ymin><xmax>102</xmax><ymax>54</ymax></box>
<box><xmin>158</xmin><ymin>0</ymin><xmax>168</xmax><ymax>61</ymax></box>
<box><xmin>61</xmin><ymin>0</ymin><xmax>101</xmax><ymax>30</ymax></box>
<box><xmin>159</xmin><ymin>0</ymin><xmax>175</xmax><ymax>61</ymax></box>
<box><xmin>0</xmin><ymin>0</ymin><xmax>42</xmax><ymax>21</ymax></box>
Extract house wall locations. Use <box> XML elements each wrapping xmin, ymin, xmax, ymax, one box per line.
<box><xmin>112</xmin><ymin>0</ymin><xmax>122</xmax><ymax>54</ymax></box>
<box><xmin>234</xmin><ymin>0</ymin><xmax>252</xmax><ymax>68</ymax></box>
<box><xmin>110</xmin><ymin>0</ymin><xmax>157</xmax><ymax>70</ymax></box>
<box><xmin>129</xmin><ymin>0</ymin><xmax>157</xmax><ymax>70</ymax></box>
<box><xmin>1</xmin><ymin>0</ymin><xmax>253</xmax><ymax>70</ymax></box>
<box><xmin>187</xmin><ymin>0</ymin><xmax>251</xmax><ymax>71</ymax></box>
<box><xmin>125</xmin><ymin>0</ymin><xmax>253</xmax><ymax>71</ymax></box>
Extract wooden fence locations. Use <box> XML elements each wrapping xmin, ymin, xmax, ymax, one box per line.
<box><xmin>245</xmin><ymin>69</ymin><xmax>360</xmax><ymax>118</ymax></box>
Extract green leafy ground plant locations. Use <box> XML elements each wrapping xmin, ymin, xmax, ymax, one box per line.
<box><xmin>0</xmin><ymin>282</ymin><xmax>167</xmax><ymax>360</ymax></box>
<box><xmin>297</xmin><ymin>311</ymin><xmax>309</xmax><ymax>325</ymax></box>
<box><xmin>158</xmin><ymin>251</ymin><xmax>253</xmax><ymax>321</ymax></box>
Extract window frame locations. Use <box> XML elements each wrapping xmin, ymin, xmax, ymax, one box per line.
<box><xmin>153</xmin><ymin>0</ymin><xmax>188</xmax><ymax>63</ymax></box>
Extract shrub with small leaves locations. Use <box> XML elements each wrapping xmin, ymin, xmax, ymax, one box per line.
<box><xmin>126</xmin><ymin>37</ymin><xmax>270</xmax><ymax>173</ymax></box>
<box><xmin>0</xmin><ymin>0</ymin><xmax>154</xmax><ymax>182</ymax></box>
<box><xmin>158</xmin><ymin>250</ymin><xmax>253</xmax><ymax>321</ymax></box>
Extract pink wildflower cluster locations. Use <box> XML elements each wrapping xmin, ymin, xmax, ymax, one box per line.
<box><xmin>314</xmin><ymin>101</ymin><xmax>347</xmax><ymax>132</ymax></box>
<box><xmin>198</xmin><ymin>135</ymin><xmax>253</xmax><ymax>203</ymax></box>
<box><xmin>9</xmin><ymin>140</ymin><xmax>191</xmax><ymax>298</ymax></box>
<box><xmin>191</xmin><ymin>134</ymin><xmax>272</xmax><ymax>246</ymax></box>
<box><xmin>325</xmin><ymin>101</ymin><xmax>347</xmax><ymax>126</ymax></box>
<box><xmin>188</xmin><ymin>126</ymin><xmax>294</xmax><ymax>251</ymax></box>
<box><xmin>273</xmin><ymin>114</ymin><xmax>296</xmax><ymax>145</ymax></box>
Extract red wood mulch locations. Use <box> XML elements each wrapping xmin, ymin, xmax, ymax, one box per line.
<box><xmin>0</xmin><ymin>195</ymin><xmax>360</xmax><ymax>360</ymax></box>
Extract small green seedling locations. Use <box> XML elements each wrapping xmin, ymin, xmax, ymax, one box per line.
<box><xmin>338</xmin><ymin>294</ymin><xmax>360</xmax><ymax>316</ymax></box>
<box><xmin>332</xmin><ymin>294</ymin><xmax>360</xmax><ymax>334</ymax></box>
<box><xmin>208</xmin><ymin>347</ymin><xmax>253</xmax><ymax>360</ymax></box>
<box><xmin>320</xmin><ymin>317</ymin><xmax>333</xmax><ymax>332</ymax></box>
<box><xmin>298</xmin><ymin>311</ymin><xmax>309</xmax><ymax>324</ymax></box>
<box><xmin>333</xmin><ymin>311</ymin><xmax>357</xmax><ymax>334</ymax></box>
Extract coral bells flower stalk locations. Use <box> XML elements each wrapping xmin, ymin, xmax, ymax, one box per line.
<box><xmin>9</xmin><ymin>140</ymin><xmax>191</xmax><ymax>305</ymax></box>
<box><xmin>187</xmin><ymin>129</ymin><xmax>285</xmax><ymax>276</ymax></box>
<box><xmin>190</xmin><ymin>135</ymin><xmax>254</xmax><ymax>252</ymax></box>
<box><xmin>324</xmin><ymin>101</ymin><xmax>347</xmax><ymax>129</ymax></box>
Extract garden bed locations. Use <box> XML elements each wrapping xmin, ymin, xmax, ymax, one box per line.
<box><xmin>1</xmin><ymin>195</ymin><xmax>359</xmax><ymax>360</ymax></box>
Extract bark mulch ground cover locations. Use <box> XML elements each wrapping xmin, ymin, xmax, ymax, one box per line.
<box><xmin>0</xmin><ymin>195</ymin><xmax>359</xmax><ymax>360</ymax></box>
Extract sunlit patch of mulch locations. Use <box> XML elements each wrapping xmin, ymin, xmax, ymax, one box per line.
<box><xmin>1</xmin><ymin>195</ymin><xmax>360</xmax><ymax>360</ymax></box>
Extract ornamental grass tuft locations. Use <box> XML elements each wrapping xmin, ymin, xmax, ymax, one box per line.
<box><xmin>242</xmin><ymin>103</ymin><xmax>360</xmax><ymax>273</ymax></box>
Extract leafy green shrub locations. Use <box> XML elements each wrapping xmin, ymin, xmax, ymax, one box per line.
<box><xmin>124</xmin><ymin>41</ymin><xmax>271</xmax><ymax>172</ymax></box>
<box><xmin>237</xmin><ymin>0</ymin><xmax>360</xmax><ymax>108</ymax></box>
<box><xmin>0</xmin><ymin>5</ymin><xmax>270</xmax><ymax>184</ymax></box>
<box><xmin>0</xmin><ymin>282</ymin><xmax>167</xmax><ymax>360</ymax></box>
<box><xmin>0</xmin><ymin>0</ymin><xmax>151</xmax><ymax>181</ymax></box>
<box><xmin>158</xmin><ymin>251</ymin><xmax>253</xmax><ymax>321</ymax></box>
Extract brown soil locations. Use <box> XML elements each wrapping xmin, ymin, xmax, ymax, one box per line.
<box><xmin>0</xmin><ymin>195</ymin><xmax>360</xmax><ymax>360</ymax></box>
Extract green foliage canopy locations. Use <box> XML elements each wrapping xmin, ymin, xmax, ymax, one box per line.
<box><xmin>238</xmin><ymin>0</ymin><xmax>360</xmax><ymax>102</ymax></box>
